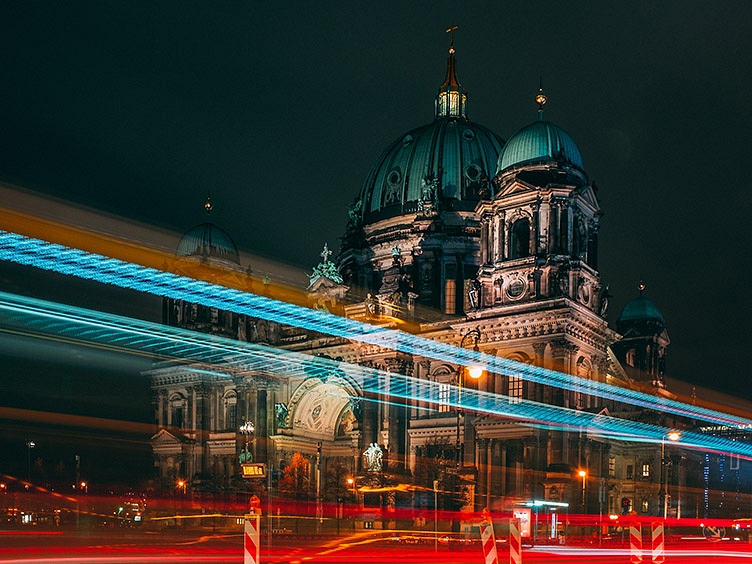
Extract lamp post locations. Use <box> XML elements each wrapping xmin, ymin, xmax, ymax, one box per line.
<box><xmin>239</xmin><ymin>420</ymin><xmax>255</xmax><ymax>463</ymax></box>
<box><xmin>456</xmin><ymin>328</ymin><xmax>484</xmax><ymax>470</ymax></box>
<box><xmin>578</xmin><ymin>470</ymin><xmax>587</xmax><ymax>510</ymax></box>
<box><xmin>433</xmin><ymin>479</ymin><xmax>439</xmax><ymax>552</ymax></box>
<box><xmin>25</xmin><ymin>440</ymin><xmax>35</xmax><ymax>486</ymax></box>
<box><xmin>661</xmin><ymin>431</ymin><xmax>681</xmax><ymax>519</ymax></box>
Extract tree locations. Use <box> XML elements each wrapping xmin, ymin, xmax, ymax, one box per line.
<box><xmin>323</xmin><ymin>458</ymin><xmax>352</xmax><ymax>503</ymax></box>
<box><xmin>278</xmin><ymin>452</ymin><xmax>311</xmax><ymax>501</ymax></box>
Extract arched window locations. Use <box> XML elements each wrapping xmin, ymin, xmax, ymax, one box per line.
<box><xmin>224</xmin><ymin>391</ymin><xmax>237</xmax><ymax>431</ymax></box>
<box><xmin>509</xmin><ymin>218</ymin><xmax>530</xmax><ymax>259</ymax></box>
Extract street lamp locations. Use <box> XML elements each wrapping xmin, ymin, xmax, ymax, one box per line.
<box><xmin>26</xmin><ymin>440</ymin><xmax>35</xmax><ymax>485</ymax></box>
<box><xmin>433</xmin><ymin>479</ymin><xmax>439</xmax><ymax>552</ymax></box>
<box><xmin>457</xmin><ymin>328</ymin><xmax>484</xmax><ymax>469</ymax></box>
<box><xmin>661</xmin><ymin>431</ymin><xmax>681</xmax><ymax>519</ymax></box>
<box><xmin>578</xmin><ymin>470</ymin><xmax>587</xmax><ymax>510</ymax></box>
<box><xmin>239</xmin><ymin>420</ymin><xmax>255</xmax><ymax>463</ymax></box>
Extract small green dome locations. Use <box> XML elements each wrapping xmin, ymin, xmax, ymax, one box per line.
<box><xmin>618</xmin><ymin>296</ymin><xmax>665</xmax><ymax>325</ymax></box>
<box><xmin>177</xmin><ymin>222</ymin><xmax>240</xmax><ymax>265</ymax></box>
<box><xmin>497</xmin><ymin>120</ymin><xmax>584</xmax><ymax>173</ymax></box>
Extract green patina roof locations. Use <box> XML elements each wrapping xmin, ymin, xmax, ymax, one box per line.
<box><xmin>177</xmin><ymin>222</ymin><xmax>240</xmax><ymax>265</ymax></box>
<box><xmin>357</xmin><ymin>118</ymin><xmax>504</xmax><ymax>223</ymax></box>
<box><xmin>618</xmin><ymin>296</ymin><xmax>665</xmax><ymax>324</ymax></box>
<box><xmin>497</xmin><ymin>120</ymin><xmax>584</xmax><ymax>173</ymax></box>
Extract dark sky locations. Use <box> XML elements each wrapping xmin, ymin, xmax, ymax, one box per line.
<box><xmin>1</xmin><ymin>1</ymin><xmax>750</xmax><ymax>397</ymax></box>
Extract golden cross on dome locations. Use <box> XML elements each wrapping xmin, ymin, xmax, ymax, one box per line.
<box><xmin>445</xmin><ymin>23</ymin><xmax>458</xmax><ymax>53</ymax></box>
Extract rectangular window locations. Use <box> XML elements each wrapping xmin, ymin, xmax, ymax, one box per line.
<box><xmin>172</xmin><ymin>407</ymin><xmax>183</xmax><ymax>429</ymax></box>
<box><xmin>444</xmin><ymin>264</ymin><xmax>457</xmax><ymax>314</ymax></box>
<box><xmin>438</xmin><ymin>383</ymin><xmax>450</xmax><ymax>413</ymax></box>
<box><xmin>642</xmin><ymin>463</ymin><xmax>650</xmax><ymax>478</ymax></box>
<box><xmin>608</xmin><ymin>456</ymin><xmax>616</xmax><ymax>478</ymax></box>
<box><xmin>626</xmin><ymin>465</ymin><xmax>633</xmax><ymax>480</ymax></box>
<box><xmin>641</xmin><ymin>499</ymin><xmax>649</xmax><ymax>513</ymax></box>
<box><xmin>508</xmin><ymin>375</ymin><xmax>523</xmax><ymax>404</ymax></box>
<box><xmin>227</xmin><ymin>403</ymin><xmax>237</xmax><ymax>431</ymax></box>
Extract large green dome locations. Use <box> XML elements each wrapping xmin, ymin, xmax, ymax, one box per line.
<box><xmin>497</xmin><ymin>119</ymin><xmax>583</xmax><ymax>173</ymax></box>
<box><xmin>357</xmin><ymin>118</ymin><xmax>504</xmax><ymax>223</ymax></box>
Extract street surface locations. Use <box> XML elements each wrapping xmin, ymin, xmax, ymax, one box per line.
<box><xmin>2</xmin><ymin>528</ymin><xmax>752</xmax><ymax>563</ymax></box>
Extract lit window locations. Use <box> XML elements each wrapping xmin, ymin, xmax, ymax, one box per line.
<box><xmin>641</xmin><ymin>500</ymin><xmax>649</xmax><ymax>513</ymax></box>
<box><xmin>626</xmin><ymin>465</ymin><xmax>633</xmax><ymax>480</ymax></box>
<box><xmin>642</xmin><ymin>464</ymin><xmax>650</xmax><ymax>478</ymax></box>
<box><xmin>444</xmin><ymin>279</ymin><xmax>456</xmax><ymax>314</ymax></box>
<box><xmin>438</xmin><ymin>383</ymin><xmax>450</xmax><ymax>413</ymax></box>
<box><xmin>608</xmin><ymin>457</ymin><xmax>616</xmax><ymax>478</ymax></box>
<box><xmin>508</xmin><ymin>375</ymin><xmax>523</xmax><ymax>404</ymax></box>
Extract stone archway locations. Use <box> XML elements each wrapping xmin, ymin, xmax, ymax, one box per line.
<box><xmin>287</xmin><ymin>377</ymin><xmax>358</xmax><ymax>441</ymax></box>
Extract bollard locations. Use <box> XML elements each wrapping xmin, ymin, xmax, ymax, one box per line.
<box><xmin>651</xmin><ymin>521</ymin><xmax>664</xmax><ymax>564</ymax></box>
<box><xmin>479</xmin><ymin>508</ymin><xmax>499</xmax><ymax>564</ymax></box>
<box><xmin>509</xmin><ymin>517</ymin><xmax>522</xmax><ymax>564</ymax></box>
<box><xmin>629</xmin><ymin>522</ymin><xmax>642</xmax><ymax>564</ymax></box>
<box><xmin>244</xmin><ymin>515</ymin><xmax>260</xmax><ymax>564</ymax></box>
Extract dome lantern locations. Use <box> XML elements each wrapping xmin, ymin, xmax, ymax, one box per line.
<box><xmin>435</xmin><ymin>23</ymin><xmax>467</xmax><ymax>119</ymax></box>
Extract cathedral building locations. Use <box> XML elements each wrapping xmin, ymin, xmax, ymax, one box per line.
<box><xmin>149</xmin><ymin>38</ymin><xmax>708</xmax><ymax>529</ymax></box>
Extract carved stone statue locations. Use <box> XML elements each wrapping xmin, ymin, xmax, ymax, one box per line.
<box><xmin>275</xmin><ymin>402</ymin><xmax>289</xmax><ymax>428</ymax></box>
<box><xmin>363</xmin><ymin>442</ymin><xmax>383</xmax><ymax>472</ymax></box>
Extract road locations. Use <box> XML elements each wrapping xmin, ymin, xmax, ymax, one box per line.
<box><xmin>1</xmin><ymin>528</ymin><xmax>752</xmax><ymax>563</ymax></box>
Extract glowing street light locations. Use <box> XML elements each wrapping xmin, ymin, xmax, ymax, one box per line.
<box><xmin>457</xmin><ymin>328</ymin><xmax>485</xmax><ymax>469</ymax></box>
<box><xmin>239</xmin><ymin>421</ymin><xmax>255</xmax><ymax>464</ymax></box>
<box><xmin>662</xmin><ymin>431</ymin><xmax>681</xmax><ymax>519</ymax></box>
<box><xmin>578</xmin><ymin>469</ymin><xmax>587</xmax><ymax>509</ymax></box>
<box><xmin>26</xmin><ymin>440</ymin><xmax>35</xmax><ymax>485</ymax></box>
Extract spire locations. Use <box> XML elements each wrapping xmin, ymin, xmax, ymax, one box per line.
<box><xmin>436</xmin><ymin>23</ymin><xmax>467</xmax><ymax>119</ymax></box>
<box><xmin>638</xmin><ymin>280</ymin><xmax>646</xmax><ymax>294</ymax></box>
<box><xmin>535</xmin><ymin>80</ymin><xmax>547</xmax><ymax>121</ymax></box>
<box><xmin>204</xmin><ymin>192</ymin><xmax>214</xmax><ymax>215</ymax></box>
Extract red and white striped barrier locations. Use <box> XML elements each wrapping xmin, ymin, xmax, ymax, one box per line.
<box><xmin>244</xmin><ymin>515</ymin><xmax>260</xmax><ymax>564</ymax></box>
<box><xmin>479</xmin><ymin>512</ymin><xmax>499</xmax><ymax>564</ymax></box>
<box><xmin>630</xmin><ymin>522</ymin><xmax>642</xmax><ymax>564</ymax></box>
<box><xmin>509</xmin><ymin>517</ymin><xmax>522</xmax><ymax>564</ymax></box>
<box><xmin>651</xmin><ymin>521</ymin><xmax>665</xmax><ymax>564</ymax></box>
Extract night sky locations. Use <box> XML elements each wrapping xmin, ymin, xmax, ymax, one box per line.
<box><xmin>1</xmin><ymin>1</ymin><xmax>750</xmax><ymax>402</ymax></box>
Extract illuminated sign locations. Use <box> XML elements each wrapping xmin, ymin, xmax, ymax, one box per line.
<box><xmin>241</xmin><ymin>463</ymin><xmax>267</xmax><ymax>479</ymax></box>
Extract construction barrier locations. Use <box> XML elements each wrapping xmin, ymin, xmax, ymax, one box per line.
<box><xmin>630</xmin><ymin>522</ymin><xmax>642</xmax><ymax>563</ymax></box>
<box><xmin>651</xmin><ymin>521</ymin><xmax>665</xmax><ymax>564</ymax></box>
<box><xmin>509</xmin><ymin>517</ymin><xmax>521</xmax><ymax>564</ymax></box>
<box><xmin>244</xmin><ymin>515</ymin><xmax>260</xmax><ymax>564</ymax></box>
<box><xmin>479</xmin><ymin>509</ymin><xmax>499</xmax><ymax>564</ymax></box>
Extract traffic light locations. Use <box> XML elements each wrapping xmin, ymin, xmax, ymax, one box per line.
<box><xmin>621</xmin><ymin>497</ymin><xmax>632</xmax><ymax>514</ymax></box>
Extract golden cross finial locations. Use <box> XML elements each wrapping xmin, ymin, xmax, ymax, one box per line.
<box><xmin>445</xmin><ymin>23</ymin><xmax>458</xmax><ymax>53</ymax></box>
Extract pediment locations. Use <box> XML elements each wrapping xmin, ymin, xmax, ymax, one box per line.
<box><xmin>576</xmin><ymin>185</ymin><xmax>600</xmax><ymax>209</ymax></box>
<box><xmin>495</xmin><ymin>178</ymin><xmax>537</xmax><ymax>199</ymax></box>
<box><xmin>150</xmin><ymin>428</ymin><xmax>190</xmax><ymax>445</ymax></box>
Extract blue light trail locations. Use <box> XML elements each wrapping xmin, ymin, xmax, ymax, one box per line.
<box><xmin>0</xmin><ymin>289</ymin><xmax>750</xmax><ymax>460</ymax></box>
<box><xmin>0</xmin><ymin>229</ymin><xmax>749</xmax><ymax>433</ymax></box>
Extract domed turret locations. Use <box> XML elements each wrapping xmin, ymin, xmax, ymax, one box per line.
<box><xmin>177</xmin><ymin>222</ymin><xmax>240</xmax><ymax>265</ymax></box>
<box><xmin>497</xmin><ymin>120</ymin><xmax>584</xmax><ymax>173</ymax></box>
<box><xmin>352</xmin><ymin>37</ymin><xmax>503</xmax><ymax>225</ymax></box>
<box><xmin>611</xmin><ymin>282</ymin><xmax>670</xmax><ymax>386</ymax></box>
<box><xmin>617</xmin><ymin>295</ymin><xmax>666</xmax><ymax>327</ymax></box>
<box><xmin>340</xmin><ymin>32</ymin><xmax>504</xmax><ymax>317</ymax></box>
<box><xmin>176</xmin><ymin>194</ymin><xmax>240</xmax><ymax>266</ymax></box>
